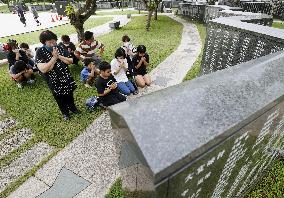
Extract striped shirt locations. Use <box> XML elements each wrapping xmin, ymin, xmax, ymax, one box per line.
<box><xmin>75</xmin><ymin>40</ymin><xmax>104</xmax><ymax>58</ymax></box>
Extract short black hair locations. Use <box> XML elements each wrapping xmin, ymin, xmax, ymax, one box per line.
<box><xmin>84</xmin><ymin>31</ymin><xmax>94</xmax><ymax>40</ymax></box>
<box><xmin>115</xmin><ymin>47</ymin><xmax>126</xmax><ymax>59</ymax></box>
<box><xmin>137</xmin><ymin>45</ymin><xmax>146</xmax><ymax>53</ymax></box>
<box><xmin>83</xmin><ymin>58</ymin><xmax>93</xmax><ymax>67</ymax></box>
<box><xmin>122</xmin><ymin>35</ymin><xmax>130</xmax><ymax>42</ymax></box>
<box><xmin>61</xmin><ymin>35</ymin><xmax>70</xmax><ymax>42</ymax></box>
<box><xmin>39</xmin><ymin>30</ymin><xmax>57</xmax><ymax>44</ymax></box>
<box><xmin>19</xmin><ymin>43</ymin><xmax>29</xmax><ymax>49</ymax></box>
<box><xmin>99</xmin><ymin>61</ymin><xmax>111</xmax><ymax>71</ymax></box>
<box><xmin>14</xmin><ymin>60</ymin><xmax>27</xmax><ymax>73</ymax></box>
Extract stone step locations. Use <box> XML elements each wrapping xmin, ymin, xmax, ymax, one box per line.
<box><xmin>0</xmin><ymin>142</ymin><xmax>54</xmax><ymax>193</ymax></box>
<box><xmin>0</xmin><ymin>118</ymin><xmax>17</xmax><ymax>135</ymax></box>
<box><xmin>0</xmin><ymin>128</ymin><xmax>33</xmax><ymax>159</ymax></box>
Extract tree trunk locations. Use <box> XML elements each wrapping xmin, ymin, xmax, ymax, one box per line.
<box><xmin>74</xmin><ymin>22</ymin><xmax>85</xmax><ymax>42</ymax></box>
<box><xmin>154</xmin><ymin>7</ymin><xmax>158</xmax><ymax>20</ymax></box>
<box><xmin>146</xmin><ymin>10</ymin><xmax>153</xmax><ymax>31</ymax></box>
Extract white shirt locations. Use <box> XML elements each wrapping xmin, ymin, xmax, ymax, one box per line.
<box><xmin>122</xmin><ymin>42</ymin><xmax>135</xmax><ymax>59</ymax></box>
<box><xmin>110</xmin><ymin>58</ymin><xmax>129</xmax><ymax>83</ymax></box>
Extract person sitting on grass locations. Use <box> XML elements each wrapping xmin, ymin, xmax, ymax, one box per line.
<box><xmin>58</xmin><ymin>35</ymin><xmax>80</xmax><ymax>66</ymax></box>
<box><xmin>121</xmin><ymin>35</ymin><xmax>136</xmax><ymax>61</ymax></box>
<box><xmin>19</xmin><ymin>42</ymin><xmax>36</xmax><ymax>70</ymax></box>
<box><xmin>80</xmin><ymin>58</ymin><xmax>100</xmax><ymax>88</ymax></box>
<box><xmin>132</xmin><ymin>45</ymin><xmax>151</xmax><ymax>88</ymax></box>
<box><xmin>95</xmin><ymin>61</ymin><xmax>126</xmax><ymax>107</ymax></box>
<box><xmin>10</xmin><ymin>60</ymin><xmax>35</xmax><ymax>89</ymax></box>
<box><xmin>111</xmin><ymin>47</ymin><xmax>137</xmax><ymax>95</ymax></box>
<box><xmin>6</xmin><ymin>39</ymin><xmax>30</xmax><ymax>70</ymax></box>
<box><xmin>74</xmin><ymin>31</ymin><xmax>104</xmax><ymax>65</ymax></box>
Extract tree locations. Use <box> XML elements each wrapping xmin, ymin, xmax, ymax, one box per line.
<box><xmin>153</xmin><ymin>0</ymin><xmax>162</xmax><ymax>20</ymax></box>
<box><xmin>141</xmin><ymin>0</ymin><xmax>156</xmax><ymax>31</ymax></box>
<box><xmin>65</xmin><ymin>0</ymin><xmax>97</xmax><ymax>42</ymax></box>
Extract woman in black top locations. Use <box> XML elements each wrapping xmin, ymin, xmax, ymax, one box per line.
<box><xmin>132</xmin><ymin>45</ymin><xmax>151</xmax><ymax>88</ymax></box>
<box><xmin>36</xmin><ymin>30</ymin><xmax>80</xmax><ymax>120</ymax></box>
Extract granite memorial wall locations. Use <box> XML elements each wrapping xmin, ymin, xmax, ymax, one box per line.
<box><xmin>109</xmin><ymin>51</ymin><xmax>284</xmax><ymax>197</ymax></box>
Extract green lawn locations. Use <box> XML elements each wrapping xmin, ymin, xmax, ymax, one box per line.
<box><xmin>0</xmin><ymin>17</ymin><xmax>113</xmax><ymax>45</ymax></box>
<box><xmin>96</xmin><ymin>10</ymin><xmax>147</xmax><ymax>16</ymax></box>
<box><xmin>272</xmin><ymin>21</ymin><xmax>284</xmax><ymax>29</ymax></box>
<box><xmin>0</xmin><ymin>4</ymin><xmax>10</xmax><ymax>13</ymax></box>
<box><xmin>0</xmin><ymin>15</ymin><xmax>183</xmax><ymax>197</ymax></box>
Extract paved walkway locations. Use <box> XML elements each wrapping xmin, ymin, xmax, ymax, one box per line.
<box><xmin>8</xmin><ymin>14</ymin><xmax>202</xmax><ymax>198</ymax></box>
<box><xmin>0</xmin><ymin>12</ymin><xmax>69</xmax><ymax>38</ymax></box>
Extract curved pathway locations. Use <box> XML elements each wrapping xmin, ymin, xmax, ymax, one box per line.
<box><xmin>8</xmin><ymin>14</ymin><xmax>202</xmax><ymax>198</ymax></box>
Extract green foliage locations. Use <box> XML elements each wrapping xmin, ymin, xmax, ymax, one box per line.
<box><xmin>0</xmin><ymin>17</ymin><xmax>113</xmax><ymax>45</ymax></box>
<box><xmin>105</xmin><ymin>178</ymin><xmax>125</xmax><ymax>198</ymax></box>
<box><xmin>272</xmin><ymin>21</ymin><xmax>284</xmax><ymax>29</ymax></box>
<box><xmin>246</xmin><ymin>159</ymin><xmax>284</xmax><ymax>197</ymax></box>
<box><xmin>65</xmin><ymin>4</ymin><xmax>75</xmax><ymax>16</ymax></box>
<box><xmin>0</xmin><ymin>5</ymin><xmax>10</xmax><ymax>13</ymax></box>
<box><xmin>96</xmin><ymin>10</ymin><xmax>147</xmax><ymax>16</ymax></box>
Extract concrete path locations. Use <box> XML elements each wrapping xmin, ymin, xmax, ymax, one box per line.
<box><xmin>8</xmin><ymin>14</ymin><xmax>202</xmax><ymax>198</ymax></box>
<box><xmin>0</xmin><ymin>12</ymin><xmax>69</xmax><ymax>38</ymax></box>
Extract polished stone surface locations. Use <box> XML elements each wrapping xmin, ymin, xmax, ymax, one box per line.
<box><xmin>110</xmin><ymin>51</ymin><xmax>284</xmax><ymax>185</ymax></box>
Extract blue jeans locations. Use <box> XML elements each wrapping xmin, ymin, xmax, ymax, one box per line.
<box><xmin>117</xmin><ymin>81</ymin><xmax>135</xmax><ymax>95</ymax></box>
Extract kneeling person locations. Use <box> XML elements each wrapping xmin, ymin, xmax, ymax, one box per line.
<box><xmin>95</xmin><ymin>61</ymin><xmax>126</xmax><ymax>107</ymax></box>
<box><xmin>80</xmin><ymin>59</ymin><xmax>99</xmax><ymax>88</ymax></box>
<box><xmin>111</xmin><ymin>47</ymin><xmax>137</xmax><ymax>95</ymax></box>
<box><xmin>10</xmin><ymin>60</ymin><xmax>35</xmax><ymax>88</ymax></box>
<box><xmin>132</xmin><ymin>45</ymin><xmax>151</xmax><ymax>88</ymax></box>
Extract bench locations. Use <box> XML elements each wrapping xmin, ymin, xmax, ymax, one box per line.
<box><xmin>109</xmin><ymin>21</ymin><xmax>120</xmax><ymax>29</ymax></box>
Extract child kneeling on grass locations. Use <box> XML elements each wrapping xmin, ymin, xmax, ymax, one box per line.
<box><xmin>110</xmin><ymin>47</ymin><xmax>137</xmax><ymax>95</ymax></box>
<box><xmin>95</xmin><ymin>61</ymin><xmax>126</xmax><ymax>107</ymax></box>
<box><xmin>80</xmin><ymin>59</ymin><xmax>100</xmax><ymax>88</ymax></box>
<box><xmin>132</xmin><ymin>45</ymin><xmax>151</xmax><ymax>88</ymax></box>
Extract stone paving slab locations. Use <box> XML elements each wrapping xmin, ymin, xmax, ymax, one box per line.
<box><xmin>38</xmin><ymin>168</ymin><xmax>91</xmax><ymax>198</ymax></box>
<box><xmin>0</xmin><ymin>128</ymin><xmax>33</xmax><ymax>159</ymax></box>
<box><xmin>0</xmin><ymin>142</ymin><xmax>53</xmax><ymax>193</ymax></box>
<box><xmin>35</xmin><ymin>112</ymin><xmax>120</xmax><ymax>197</ymax></box>
<box><xmin>7</xmin><ymin>176</ymin><xmax>49</xmax><ymax>198</ymax></box>
<box><xmin>0</xmin><ymin>118</ymin><xmax>16</xmax><ymax>135</ymax></box>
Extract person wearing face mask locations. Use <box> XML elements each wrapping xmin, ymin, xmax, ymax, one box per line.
<box><xmin>58</xmin><ymin>35</ymin><xmax>79</xmax><ymax>66</ymax></box>
<box><xmin>74</xmin><ymin>31</ymin><xmax>105</xmax><ymax>66</ymax></box>
<box><xmin>36</xmin><ymin>30</ymin><xmax>80</xmax><ymax>121</ymax></box>
<box><xmin>110</xmin><ymin>47</ymin><xmax>137</xmax><ymax>96</ymax></box>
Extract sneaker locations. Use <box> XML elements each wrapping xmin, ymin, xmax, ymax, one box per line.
<box><xmin>84</xmin><ymin>83</ymin><xmax>92</xmax><ymax>88</ymax></box>
<box><xmin>17</xmin><ymin>83</ymin><xmax>23</xmax><ymax>89</ymax></box>
<box><xmin>27</xmin><ymin>79</ymin><xmax>35</xmax><ymax>84</ymax></box>
<box><xmin>63</xmin><ymin>114</ymin><xmax>70</xmax><ymax>121</ymax></box>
